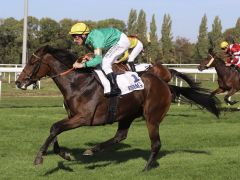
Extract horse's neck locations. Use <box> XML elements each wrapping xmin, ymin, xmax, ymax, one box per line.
<box><xmin>214</xmin><ymin>60</ymin><xmax>228</xmax><ymax>77</ymax></box>
<box><xmin>50</xmin><ymin>64</ymin><xmax>96</xmax><ymax>98</ymax></box>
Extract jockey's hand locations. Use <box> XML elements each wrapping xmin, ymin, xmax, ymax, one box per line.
<box><xmin>225</xmin><ymin>63</ymin><xmax>231</xmax><ymax>67</ymax></box>
<box><xmin>73</xmin><ymin>61</ymin><xmax>84</xmax><ymax>69</ymax></box>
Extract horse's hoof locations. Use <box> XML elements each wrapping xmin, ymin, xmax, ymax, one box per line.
<box><xmin>34</xmin><ymin>156</ymin><xmax>43</xmax><ymax>165</ymax></box>
<box><xmin>59</xmin><ymin>151</ymin><xmax>71</xmax><ymax>161</ymax></box>
<box><xmin>83</xmin><ymin>149</ymin><xmax>94</xmax><ymax>156</ymax></box>
<box><xmin>143</xmin><ymin>161</ymin><xmax>159</xmax><ymax>172</ymax></box>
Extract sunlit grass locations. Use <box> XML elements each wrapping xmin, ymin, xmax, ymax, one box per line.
<box><xmin>0</xmin><ymin>96</ymin><xmax>239</xmax><ymax>179</ymax></box>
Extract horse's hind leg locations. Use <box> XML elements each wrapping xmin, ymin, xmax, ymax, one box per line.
<box><xmin>143</xmin><ymin>101</ymin><xmax>170</xmax><ymax>171</ymax></box>
<box><xmin>83</xmin><ymin>119</ymin><xmax>133</xmax><ymax>155</ymax></box>
<box><xmin>144</xmin><ymin>118</ymin><xmax>161</xmax><ymax>171</ymax></box>
<box><xmin>224</xmin><ymin>89</ymin><xmax>238</xmax><ymax>105</ymax></box>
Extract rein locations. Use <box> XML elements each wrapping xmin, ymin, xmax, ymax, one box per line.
<box><xmin>31</xmin><ymin>53</ymin><xmax>75</xmax><ymax>80</ymax></box>
<box><xmin>49</xmin><ymin>67</ymin><xmax>75</xmax><ymax>79</ymax></box>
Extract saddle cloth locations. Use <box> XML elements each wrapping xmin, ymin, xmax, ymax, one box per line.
<box><xmin>134</xmin><ymin>63</ymin><xmax>152</xmax><ymax>72</ymax></box>
<box><xmin>94</xmin><ymin>70</ymin><xmax>144</xmax><ymax>95</ymax></box>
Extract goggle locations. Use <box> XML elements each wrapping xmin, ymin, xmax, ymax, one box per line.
<box><xmin>72</xmin><ymin>34</ymin><xmax>83</xmax><ymax>39</ymax></box>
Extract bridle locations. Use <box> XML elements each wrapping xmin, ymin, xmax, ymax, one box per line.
<box><xmin>205</xmin><ymin>54</ymin><xmax>215</xmax><ymax>68</ymax></box>
<box><xmin>22</xmin><ymin>53</ymin><xmax>47</xmax><ymax>81</ymax></box>
<box><xmin>23</xmin><ymin>53</ymin><xmax>74</xmax><ymax>81</ymax></box>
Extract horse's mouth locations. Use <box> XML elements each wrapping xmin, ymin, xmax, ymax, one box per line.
<box><xmin>15</xmin><ymin>81</ymin><xmax>33</xmax><ymax>90</ymax></box>
<box><xmin>197</xmin><ymin>65</ymin><xmax>205</xmax><ymax>71</ymax></box>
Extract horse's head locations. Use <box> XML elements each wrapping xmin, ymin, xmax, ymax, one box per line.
<box><xmin>198</xmin><ymin>52</ymin><xmax>216</xmax><ymax>71</ymax></box>
<box><xmin>15</xmin><ymin>45</ymin><xmax>53</xmax><ymax>90</ymax></box>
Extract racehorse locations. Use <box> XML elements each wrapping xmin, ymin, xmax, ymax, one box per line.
<box><xmin>198</xmin><ymin>50</ymin><xmax>240</xmax><ymax>105</ymax></box>
<box><xmin>15</xmin><ymin>45</ymin><xmax>220</xmax><ymax>171</ymax></box>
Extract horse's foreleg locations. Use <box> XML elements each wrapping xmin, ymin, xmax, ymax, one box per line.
<box><xmin>83</xmin><ymin>120</ymin><xmax>133</xmax><ymax>155</ymax></box>
<box><xmin>34</xmin><ymin>115</ymin><xmax>87</xmax><ymax>165</ymax></box>
<box><xmin>224</xmin><ymin>89</ymin><xmax>238</xmax><ymax>105</ymax></box>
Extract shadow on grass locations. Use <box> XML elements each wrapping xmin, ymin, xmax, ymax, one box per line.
<box><xmin>166</xmin><ymin>113</ymin><xmax>196</xmax><ymax>117</ymax></box>
<box><xmin>44</xmin><ymin>142</ymin><xmax>210</xmax><ymax>175</ymax></box>
<box><xmin>220</xmin><ymin>107</ymin><xmax>240</xmax><ymax>112</ymax></box>
<box><xmin>44</xmin><ymin>161</ymin><xmax>74</xmax><ymax>176</ymax></box>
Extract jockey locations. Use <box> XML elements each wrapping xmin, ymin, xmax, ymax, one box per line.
<box><xmin>220</xmin><ymin>41</ymin><xmax>240</xmax><ymax>70</ymax></box>
<box><xmin>69</xmin><ymin>22</ymin><xmax>130</xmax><ymax>96</ymax></box>
<box><xmin>116</xmin><ymin>35</ymin><xmax>143</xmax><ymax>71</ymax></box>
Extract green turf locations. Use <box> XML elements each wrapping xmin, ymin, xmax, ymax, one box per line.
<box><xmin>0</xmin><ymin>96</ymin><xmax>239</xmax><ymax>180</ymax></box>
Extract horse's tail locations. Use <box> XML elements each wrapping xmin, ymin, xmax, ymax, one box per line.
<box><xmin>169</xmin><ymin>85</ymin><xmax>221</xmax><ymax>118</ymax></box>
<box><xmin>169</xmin><ymin>69</ymin><xmax>200</xmax><ymax>89</ymax></box>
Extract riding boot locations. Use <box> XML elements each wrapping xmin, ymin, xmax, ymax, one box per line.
<box><xmin>106</xmin><ymin>73</ymin><xmax>121</xmax><ymax>96</ymax></box>
<box><xmin>128</xmin><ymin>62</ymin><xmax>136</xmax><ymax>72</ymax></box>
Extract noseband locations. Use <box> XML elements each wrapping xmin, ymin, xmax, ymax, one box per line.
<box><xmin>23</xmin><ymin>53</ymin><xmax>47</xmax><ymax>81</ymax></box>
<box><xmin>205</xmin><ymin>55</ymin><xmax>215</xmax><ymax>68</ymax></box>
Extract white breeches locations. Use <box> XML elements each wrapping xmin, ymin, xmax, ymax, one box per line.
<box><xmin>101</xmin><ymin>33</ymin><xmax>130</xmax><ymax>74</ymax></box>
<box><xmin>128</xmin><ymin>40</ymin><xmax>143</xmax><ymax>62</ymax></box>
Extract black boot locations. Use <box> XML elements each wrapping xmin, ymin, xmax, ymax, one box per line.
<box><xmin>106</xmin><ymin>73</ymin><xmax>121</xmax><ymax>96</ymax></box>
<box><xmin>128</xmin><ymin>62</ymin><xmax>136</xmax><ymax>72</ymax></box>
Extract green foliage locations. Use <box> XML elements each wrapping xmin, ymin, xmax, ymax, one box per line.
<box><xmin>195</xmin><ymin>14</ymin><xmax>209</xmax><ymax>63</ymax></box>
<box><xmin>148</xmin><ymin>14</ymin><xmax>161</xmax><ymax>63</ymax></box>
<box><xmin>97</xmin><ymin>19</ymin><xmax>126</xmax><ymax>32</ymax></box>
<box><xmin>208</xmin><ymin>16</ymin><xmax>223</xmax><ymax>56</ymax></box>
<box><xmin>127</xmin><ymin>9</ymin><xmax>137</xmax><ymax>35</ymax></box>
<box><xmin>161</xmin><ymin>14</ymin><xmax>175</xmax><ymax>63</ymax></box>
<box><xmin>174</xmin><ymin>37</ymin><xmax>195</xmax><ymax>64</ymax></box>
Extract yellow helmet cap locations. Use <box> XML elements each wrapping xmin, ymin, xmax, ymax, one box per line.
<box><xmin>220</xmin><ymin>41</ymin><xmax>229</xmax><ymax>49</ymax></box>
<box><xmin>69</xmin><ymin>22</ymin><xmax>90</xmax><ymax>35</ymax></box>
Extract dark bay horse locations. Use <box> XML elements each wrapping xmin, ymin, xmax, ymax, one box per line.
<box><xmin>198</xmin><ymin>51</ymin><xmax>240</xmax><ymax>105</ymax></box>
<box><xmin>16</xmin><ymin>45</ymin><xmax>220</xmax><ymax>171</ymax></box>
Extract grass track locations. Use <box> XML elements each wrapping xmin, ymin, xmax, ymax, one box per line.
<box><xmin>0</xmin><ymin>96</ymin><xmax>239</xmax><ymax>180</ymax></box>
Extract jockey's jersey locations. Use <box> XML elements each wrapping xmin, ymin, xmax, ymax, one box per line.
<box><xmin>85</xmin><ymin>28</ymin><xmax>122</xmax><ymax>50</ymax></box>
<box><xmin>228</xmin><ymin>43</ymin><xmax>240</xmax><ymax>56</ymax></box>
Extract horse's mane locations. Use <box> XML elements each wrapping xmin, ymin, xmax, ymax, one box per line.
<box><xmin>208</xmin><ymin>49</ymin><xmax>225</xmax><ymax>66</ymax></box>
<box><xmin>41</xmin><ymin>45</ymin><xmax>78</xmax><ymax>68</ymax></box>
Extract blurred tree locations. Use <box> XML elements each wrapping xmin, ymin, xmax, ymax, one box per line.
<box><xmin>194</xmin><ymin>14</ymin><xmax>209</xmax><ymax>63</ymax></box>
<box><xmin>97</xmin><ymin>19</ymin><xmax>126</xmax><ymax>32</ymax></box>
<box><xmin>135</xmin><ymin>9</ymin><xmax>148</xmax><ymax>63</ymax></box>
<box><xmin>39</xmin><ymin>18</ymin><xmax>60</xmax><ymax>46</ymax></box>
<box><xmin>0</xmin><ymin>18</ymin><xmax>22</xmax><ymax>64</ymax></box>
<box><xmin>174</xmin><ymin>36</ymin><xmax>194</xmax><ymax>64</ymax></box>
<box><xmin>26</xmin><ymin>16</ymin><xmax>40</xmax><ymax>58</ymax></box>
<box><xmin>234</xmin><ymin>18</ymin><xmax>240</xmax><ymax>42</ymax></box>
<box><xmin>148</xmin><ymin>14</ymin><xmax>161</xmax><ymax>63</ymax></box>
<box><xmin>161</xmin><ymin>14</ymin><xmax>175</xmax><ymax>63</ymax></box>
<box><xmin>127</xmin><ymin>9</ymin><xmax>137</xmax><ymax>35</ymax></box>
<box><xmin>208</xmin><ymin>16</ymin><xmax>223</xmax><ymax>56</ymax></box>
